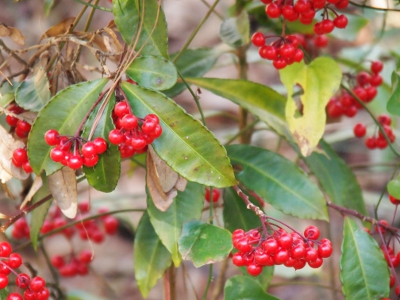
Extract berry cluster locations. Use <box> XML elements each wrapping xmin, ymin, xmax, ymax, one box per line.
<box><xmin>11</xmin><ymin>202</ymin><xmax>118</xmax><ymax>278</ymax></box>
<box><xmin>204</xmin><ymin>188</ymin><xmax>220</xmax><ymax>203</ymax></box>
<box><xmin>327</xmin><ymin>61</ymin><xmax>384</xmax><ymax>120</ymax></box>
<box><xmin>45</xmin><ymin>129</ymin><xmax>108</xmax><ymax>170</ymax></box>
<box><xmin>353</xmin><ymin>114</ymin><xmax>396</xmax><ymax>150</ymax></box>
<box><xmin>0</xmin><ymin>242</ymin><xmax>49</xmax><ymax>300</ymax></box>
<box><xmin>109</xmin><ymin>101</ymin><xmax>162</xmax><ymax>158</ymax></box>
<box><xmin>261</xmin><ymin>0</ymin><xmax>349</xmax><ymax>33</ymax></box>
<box><xmin>11</xmin><ymin>148</ymin><xmax>32</xmax><ymax>174</ymax></box>
<box><xmin>252</xmin><ymin>33</ymin><xmax>304</xmax><ymax>69</ymax></box>
<box><xmin>231</xmin><ymin>225</ymin><xmax>332</xmax><ymax>276</ymax></box>
<box><xmin>5</xmin><ymin>104</ymin><xmax>31</xmax><ymax>139</ymax></box>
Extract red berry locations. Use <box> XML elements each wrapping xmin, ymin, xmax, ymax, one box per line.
<box><xmin>353</xmin><ymin>123</ymin><xmax>367</xmax><ymax>138</ymax></box>
<box><xmin>251</xmin><ymin>32</ymin><xmax>265</xmax><ymax>47</ymax></box>
<box><xmin>365</xmin><ymin>86</ymin><xmax>377</xmax><ymax>102</ymax></box>
<box><xmin>34</xmin><ymin>288</ymin><xmax>50</xmax><ymax>300</ymax></box>
<box><xmin>370</xmin><ymin>74</ymin><xmax>383</xmax><ymax>86</ymax></box>
<box><xmin>145</xmin><ymin>114</ymin><xmax>160</xmax><ymax>124</ymax></box>
<box><xmin>8</xmin><ymin>253</ymin><xmax>22</xmax><ymax>268</ymax></box>
<box><xmin>16</xmin><ymin>120</ymin><xmax>31</xmax><ymax>133</ymax></box>
<box><xmin>50</xmin><ymin>148</ymin><xmax>64</xmax><ymax>163</ymax></box>
<box><xmin>30</xmin><ymin>276</ymin><xmax>46</xmax><ymax>292</ymax></box>
<box><xmin>67</xmin><ymin>154</ymin><xmax>83</xmax><ymax>169</ymax></box>
<box><xmin>121</xmin><ymin>114</ymin><xmax>138</xmax><ymax>130</ymax></box>
<box><xmin>114</xmin><ymin>102</ymin><xmax>130</xmax><ymax>118</ymax></box>
<box><xmin>246</xmin><ymin>263</ymin><xmax>263</xmax><ymax>276</ymax></box>
<box><xmin>22</xmin><ymin>161</ymin><xmax>33</xmax><ymax>173</ymax></box>
<box><xmin>6</xmin><ymin>293</ymin><xmax>23</xmax><ymax>300</ymax></box>
<box><xmin>232</xmin><ymin>252</ymin><xmax>246</xmax><ymax>267</ymax></box>
<box><xmin>83</xmin><ymin>154</ymin><xmax>99</xmax><ymax>167</ymax></box>
<box><xmin>273</xmin><ymin>58</ymin><xmax>287</xmax><ymax>69</ymax></box>
<box><xmin>294</xmin><ymin>0</ymin><xmax>310</xmax><ymax>13</ymax></box>
<box><xmin>259</xmin><ymin>45</ymin><xmax>278</xmax><ymax>60</ymax></box>
<box><xmin>6</xmin><ymin>115</ymin><xmax>18</xmax><ymax>127</ymax></box>
<box><xmin>23</xmin><ymin>290</ymin><xmax>35</xmax><ymax>300</ymax></box>
<box><xmin>389</xmin><ymin>195</ymin><xmax>400</xmax><ymax>205</ymax></box>
<box><xmin>314</xmin><ymin>35</ymin><xmax>328</xmax><ymax>48</ymax></box>
<box><xmin>292</xmin><ymin>48</ymin><xmax>304</xmax><ymax>62</ymax></box>
<box><xmin>0</xmin><ymin>274</ymin><xmax>8</xmax><ymax>289</ymax></box>
<box><xmin>103</xmin><ymin>216</ymin><xmax>119</xmax><ymax>234</ymax></box>
<box><xmin>44</xmin><ymin>129</ymin><xmax>60</xmax><ymax>146</ymax></box>
<box><xmin>108</xmin><ymin>129</ymin><xmax>125</xmax><ymax>145</ymax></box>
<box><xmin>274</xmin><ymin>249</ymin><xmax>289</xmax><ymax>264</ymax></box>
<box><xmin>371</xmin><ymin>61</ymin><xmax>383</xmax><ymax>74</ymax></box>
<box><xmin>262</xmin><ymin>238</ymin><xmax>279</xmax><ymax>254</ymax></box>
<box><xmin>81</xmin><ymin>142</ymin><xmax>97</xmax><ymax>157</ymax></box>
<box><xmin>278</xmin><ymin>233</ymin><xmax>293</xmax><ymax>249</ymax></box>
<box><xmin>291</xmin><ymin>245</ymin><xmax>306</xmax><ymax>259</ymax></box>
<box><xmin>51</xmin><ymin>255</ymin><xmax>65</xmax><ymax>268</ymax></box>
<box><xmin>279</xmin><ymin>44</ymin><xmax>295</xmax><ymax>59</ymax></box>
<box><xmin>318</xmin><ymin>243</ymin><xmax>333</xmax><ymax>258</ymax></box>
<box><xmin>365</xmin><ymin>137</ymin><xmax>377</xmax><ymax>149</ymax></box>
<box><xmin>282</xmin><ymin>5</ymin><xmax>298</xmax><ymax>21</ymax></box>
<box><xmin>79</xmin><ymin>250</ymin><xmax>93</xmax><ymax>264</ymax></box>
<box><xmin>305</xmin><ymin>247</ymin><xmax>319</xmax><ymax>262</ymax></box>
<box><xmin>0</xmin><ymin>242</ymin><xmax>12</xmax><ymax>257</ymax></box>
<box><xmin>130</xmin><ymin>136</ymin><xmax>147</xmax><ymax>149</ymax></box>
<box><xmin>205</xmin><ymin>189</ymin><xmax>220</xmax><ymax>203</ymax></box>
<box><xmin>266</xmin><ymin>3</ymin><xmax>281</xmax><ymax>18</ymax></box>
<box><xmin>333</xmin><ymin>15</ymin><xmax>348</xmax><ymax>28</ymax></box>
<box><xmin>142</xmin><ymin>121</ymin><xmax>157</xmax><ymax>135</ymax></box>
<box><xmin>356</xmin><ymin>71</ymin><xmax>371</xmax><ymax>86</ymax></box>
<box><xmin>308</xmin><ymin>257</ymin><xmax>323</xmax><ymax>268</ymax></box>
<box><xmin>12</xmin><ymin>148</ymin><xmax>28</xmax><ymax>165</ymax></box>
<box><xmin>378</xmin><ymin>114</ymin><xmax>391</xmax><ymax>126</ymax></box>
<box><xmin>92</xmin><ymin>137</ymin><xmax>107</xmax><ymax>154</ymax></box>
<box><xmin>335</xmin><ymin>0</ymin><xmax>349</xmax><ymax>8</ymax></box>
<box><xmin>16</xmin><ymin>273</ymin><xmax>30</xmax><ymax>288</ymax></box>
<box><xmin>304</xmin><ymin>225</ymin><xmax>320</xmax><ymax>240</ymax></box>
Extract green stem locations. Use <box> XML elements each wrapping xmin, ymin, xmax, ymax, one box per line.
<box><xmin>202</xmin><ymin>264</ymin><xmax>213</xmax><ymax>300</ymax></box>
<box><xmin>225</xmin><ymin>118</ymin><xmax>259</xmax><ymax>145</ymax></box>
<box><xmin>72</xmin><ymin>0</ymin><xmax>112</xmax><ymax>12</ymax></box>
<box><xmin>40</xmin><ymin>243</ymin><xmax>60</xmax><ymax>285</ymax></box>
<box><xmin>172</xmin><ymin>0</ymin><xmax>221</xmax><ymax>63</ymax></box>
<box><xmin>349</xmin><ymin>1</ymin><xmax>400</xmax><ymax>12</ymax></box>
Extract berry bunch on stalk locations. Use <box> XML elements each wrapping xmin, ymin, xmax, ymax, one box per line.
<box><xmin>11</xmin><ymin>202</ymin><xmax>118</xmax><ymax>278</ymax></box>
<box><xmin>109</xmin><ymin>99</ymin><xmax>162</xmax><ymax>158</ymax></box>
<box><xmin>5</xmin><ymin>104</ymin><xmax>31</xmax><ymax>139</ymax></box>
<box><xmin>45</xmin><ymin>129</ymin><xmax>108</xmax><ymax>170</ymax></box>
<box><xmin>231</xmin><ymin>224</ymin><xmax>332</xmax><ymax>276</ymax></box>
<box><xmin>0</xmin><ymin>241</ymin><xmax>49</xmax><ymax>300</ymax></box>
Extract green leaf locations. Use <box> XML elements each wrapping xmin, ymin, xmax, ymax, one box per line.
<box><xmin>27</xmin><ymin>78</ymin><xmax>108</xmax><ymax>175</ymax></box>
<box><xmin>178</xmin><ymin>220</ymin><xmax>232</xmax><ymax>267</ymax></box>
<box><xmin>184</xmin><ymin>77</ymin><xmax>288</xmax><ymax>136</ymax></box>
<box><xmin>30</xmin><ymin>175</ymin><xmax>52</xmax><ymax>250</ymax></box>
<box><xmin>134</xmin><ymin>212</ymin><xmax>172</xmax><ymax>298</ymax></box>
<box><xmin>0</xmin><ymin>288</ymin><xmax>9</xmax><ymax>299</ymax></box>
<box><xmin>113</xmin><ymin>0</ymin><xmax>168</xmax><ymax>58</ymax></box>
<box><xmin>387</xmin><ymin>72</ymin><xmax>400</xmax><ymax>116</ymax></box>
<box><xmin>303</xmin><ymin>140</ymin><xmax>367</xmax><ymax>215</ymax></box>
<box><xmin>224</xmin><ymin>275</ymin><xmax>280</xmax><ymax>300</ymax></box>
<box><xmin>223</xmin><ymin>187</ymin><xmax>262</xmax><ymax>232</ymax></box>
<box><xmin>226</xmin><ymin>144</ymin><xmax>328</xmax><ymax>221</ymax></box>
<box><xmin>15</xmin><ymin>68</ymin><xmax>51</xmax><ymax>112</ymax></box>
<box><xmin>165</xmin><ymin>48</ymin><xmax>223</xmax><ymax>98</ymax></box>
<box><xmin>122</xmin><ymin>83</ymin><xmax>236</xmax><ymax>187</ymax></box>
<box><xmin>219</xmin><ymin>10</ymin><xmax>250</xmax><ymax>48</ymax></box>
<box><xmin>279</xmin><ymin>57</ymin><xmax>342</xmax><ymax>156</ymax></box>
<box><xmin>330</xmin><ymin>13</ymin><xmax>369</xmax><ymax>42</ymax></box>
<box><xmin>44</xmin><ymin>0</ymin><xmax>55</xmax><ymax>16</ymax></box>
<box><xmin>0</xmin><ymin>81</ymin><xmax>19</xmax><ymax>108</ymax></box>
<box><xmin>82</xmin><ymin>95</ymin><xmax>121</xmax><ymax>193</ymax></box>
<box><xmin>147</xmin><ymin>182</ymin><xmax>204</xmax><ymax>266</ymax></box>
<box><xmin>340</xmin><ymin>217</ymin><xmax>389</xmax><ymax>300</ymax></box>
<box><xmin>387</xmin><ymin>177</ymin><xmax>400</xmax><ymax>199</ymax></box>
<box><xmin>126</xmin><ymin>56</ymin><xmax>177</xmax><ymax>90</ymax></box>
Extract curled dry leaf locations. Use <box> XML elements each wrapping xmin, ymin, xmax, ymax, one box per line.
<box><xmin>146</xmin><ymin>146</ymin><xmax>187</xmax><ymax>212</ymax></box>
<box><xmin>0</xmin><ymin>23</ymin><xmax>26</xmax><ymax>45</ymax></box>
<box><xmin>41</xmin><ymin>17</ymin><xmax>75</xmax><ymax>40</ymax></box>
<box><xmin>0</xmin><ymin>125</ymin><xmax>29</xmax><ymax>183</ymax></box>
<box><xmin>48</xmin><ymin>168</ymin><xmax>77</xmax><ymax>219</ymax></box>
<box><xmin>20</xmin><ymin>176</ymin><xmax>43</xmax><ymax>209</ymax></box>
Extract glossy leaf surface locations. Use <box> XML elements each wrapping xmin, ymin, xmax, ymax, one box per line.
<box><xmin>82</xmin><ymin>95</ymin><xmax>120</xmax><ymax>192</ymax></box>
<box><xmin>147</xmin><ymin>182</ymin><xmax>204</xmax><ymax>266</ymax></box>
<box><xmin>224</xmin><ymin>275</ymin><xmax>280</xmax><ymax>300</ymax></box>
<box><xmin>178</xmin><ymin>220</ymin><xmax>232</xmax><ymax>267</ymax></box>
<box><xmin>27</xmin><ymin>78</ymin><xmax>107</xmax><ymax>175</ymax></box>
<box><xmin>387</xmin><ymin>72</ymin><xmax>400</xmax><ymax>116</ymax></box>
<box><xmin>134</xmin><ymin>212</ymin><xmax>172</xmax><ymax>298</ymax></box>
<box><xmin>113</xmin><ymin>0</ymin><xmax>168</xmax><ymax>58</ymax></box>
<box><xmin>280</xmin><ymin>58</ymin><xmax>342</xmax><ymax>156</ymax></box>
<box><xmin>303</xmin><ymin>140</ymin><xmax>367</xmax><ymax>215</ymax></box>
<box><xmin>226</xmin><ymin>144</ymin><xmax>328</xmax><ymax>221</ymax></box>
<box><xmin>122</xmin><ymin>82</ymin><xmax>236</xmax><ymax>187</ymax></box>
<box><xmin>219</xmin><ymin>10</ymin><xmax>250</xmax><ymax>48</ymax></box>
<box><xmin>340</xmin><ymin>217</ymin><xmax>389</xmax><ymax>300</ymax></box>
<box><xmin>126</xmin><ymin>56</ymin><xmax>177</xmax><ymax>90</ymax></box>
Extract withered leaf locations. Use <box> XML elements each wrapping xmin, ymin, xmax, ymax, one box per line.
<box><xmin>0</xmin><ymin>125</ymin><xmax>29</xmax><ymax>183</ymax></box>
<box><xmin>48</xmin><ymin>168</ymin><xmax>77</xmax><ymax>218</ymax></box>
<box><xmin>146</xmin><ymin>146</ymin><xmax>187</xmax><ymax>212</ymax></box>
<box><xmin>20</xmin><ymin>175</ymin><xmax>43</xmax><ymax>209</ymax></box>
<box><xmin>0</xmin><ymin>24</ymin><xmax>26</xmax><ymax>45</ymax></box>
<box><xmin>41</xmin><ymin>17</ymin><xmax>75</xmax><ymax>40</ymax></box>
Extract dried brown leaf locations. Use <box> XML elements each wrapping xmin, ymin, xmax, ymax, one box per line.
<box><xmin>20</xmin><ymin>176</ymin><xmax>43</xmax><ymax>209</ymax></box>
<box><xmin>0</xmin><ymin>24</ymin><xmax>25</xmax><ymax>45</ymax></box>
<box><xmin>103</xmin><ymin>27</ymin><xmax>123</xmax><ymax>52</ymax></box>
<box><xmin>41</xmin><ymin>17</ymin><xmax>75</xmax><ymax>40</ymax></box>
<box><xmin>107</xmin><ymin>20</ymin><xmax>116</xmax><ymax>29</ymax></box>
<box><xmin>48</xmin><ymin>168</ymin><xmax>77</xmax><ymax>218</ymax></box>
<box><xmin>0</xmin><ymin>182</ymin><xmax>15</xmax><ymax>200</ymax></box>
<box><xmin>0</xmin><ymin>125</ymin><xmax>28</xmax><ymax>183</ymax></box>
<box><xmin>146</xmin><ymin>146</ymin><xmax>187</xmax><ymax>212</ymax></box>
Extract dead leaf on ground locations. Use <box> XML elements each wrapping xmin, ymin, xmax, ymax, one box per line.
<box><xmin>0</xmin><ymin>23</ymin><xmax>26</xmax><ymax>45</ymax></box>
<box><xmin>48</xmin><ymin>168</ymin><xmax>77</xmax><ymax>219</ymax></box>
<box><xmin>41</xmin><ymin>17</ymin><xmax>75</xmax><ymax>40</ymax></box>
<box><xmin>0</xmin><ymin>125</ymin><xmax>29</xmax><ymax>183</ymax></box>
<box><xmin>146</xmin><ymin>146</ymin><xmax>187</xmax><ymax>212</ymax></box>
